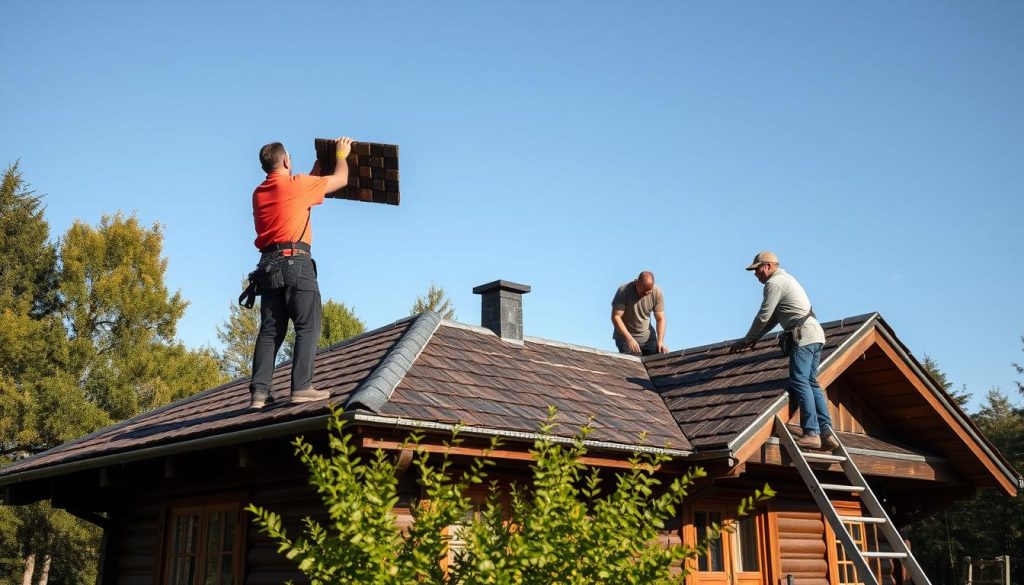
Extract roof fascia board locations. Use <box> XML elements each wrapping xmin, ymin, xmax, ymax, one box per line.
<box><xmin>350</xmin><ymin>412</ymin><xmax>692</xmax><ymax>458</ymax></box>
<box><xmin>726</xmin><ymin>394</ymin><xmax>791</xmax><ymax>457</ymax></box>
<box><xmin>0</xmin><ymin>411</ymin><xmax>353</xmax><ymax>488</ymax></box>
<box><xmin>870</xmin><ymin>323</ymin><xmax>1021</xmax><ymax>494</ymax></box>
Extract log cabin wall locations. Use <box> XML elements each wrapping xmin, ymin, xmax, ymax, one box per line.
<box><xmin>775</xmin><ymin>499</ymin><xmax>830</xmax><ymax>585</ymax></box>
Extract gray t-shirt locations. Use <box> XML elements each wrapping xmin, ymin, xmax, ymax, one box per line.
<box><xmin>742</xmin><ymin>268</ymin><xmax>825</xmax><ymax>346</ymax></box>
<box><xmin>612</xmin><ymin>281</ymin><xmax>664</xmax><ymax>342</ymax></box>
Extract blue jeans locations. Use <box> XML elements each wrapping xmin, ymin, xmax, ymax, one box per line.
<box><xmin>789</xmin><ymin>342</ymin><xmax>832</xmax><ymax>435</ymax></box>
<box><xmin>250</xmin><ymin>255</ymin><xmax>322</xmax><ymax>395</ymax></box>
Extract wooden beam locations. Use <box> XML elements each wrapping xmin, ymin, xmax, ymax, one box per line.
<box><xmin>818</xmin><ymin>329</ymin><xmax>878</xmax><ymax>388</ymax></box>
<box><xmin>735</xmin><ymin>406</ymin><xmax>787</xmax><ymax>465</ymax></box>
<box><xmin>360</xmin><ymin>437</ymin><xmax>654</xmax><ymax>471</ymax></box>
<box><xmin>872</xmin><ymin>335</ymin><xmax>1018</xmax><ymax>496</ymax></box>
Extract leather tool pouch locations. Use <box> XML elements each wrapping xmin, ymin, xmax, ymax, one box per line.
<box><xmin>778</xmin><ymin>331</ymin><xmax>795</xmax><ymax>357</ymax></box>
<box><xmin>254</xmin><ymin>257</ymin><xmax>286</xmax><ymax>291</ymax></box>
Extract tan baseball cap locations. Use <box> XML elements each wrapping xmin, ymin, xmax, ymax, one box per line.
<box><xmin>745</xmin><ymin>251</ymin><xmax>779</xmax><ymax>270</ymax></box>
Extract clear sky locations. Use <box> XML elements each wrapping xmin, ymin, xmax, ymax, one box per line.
<box><xmin>2</xmin><ymin>1</ymin><xmax>1022</xmax><ymax>411</ymax></box>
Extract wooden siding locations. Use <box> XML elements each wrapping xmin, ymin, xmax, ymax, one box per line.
<box><xmin>775</xmin><ymin>500</ymin><xmax>830</xmax><ymax>585</ymax></box>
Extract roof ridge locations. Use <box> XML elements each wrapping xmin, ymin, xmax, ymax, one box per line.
<box><xmin>345</xmin><ymin>312</ymin><xmax>442</xmax><ymax>412</ymax></box>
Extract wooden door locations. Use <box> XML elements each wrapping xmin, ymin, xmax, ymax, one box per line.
<box><xmin>685</xmin><ymin>502</ymin><xmax>770</xmax><ymax>585</ymax></box>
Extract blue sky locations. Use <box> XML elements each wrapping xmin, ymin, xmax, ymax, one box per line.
<box><xmin>2</xmin><ymin>1</ymin><xmax>1022</xmax><ymax>410</ymax></box>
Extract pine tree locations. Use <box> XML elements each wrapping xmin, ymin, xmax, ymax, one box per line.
<box><xmin>410</xmin><ymin>282</ymin><xmax>456</xmax><ymax>320</ymax></box>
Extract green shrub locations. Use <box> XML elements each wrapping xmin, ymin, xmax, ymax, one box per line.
<box><xmin>247</xmin><ymin>408</ymin><xmax>774</xmax><ymax>584</ymax></box>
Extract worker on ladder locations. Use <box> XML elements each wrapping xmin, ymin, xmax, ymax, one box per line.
<box><xmin>730</xmin><ymin>251</ymin><xmax>839</xmax><ymax>450</ymax></box>
<box><xmin>247</xmin><ymin>137</ymin><xmax>353</xmax><ymax>409</ymax></box>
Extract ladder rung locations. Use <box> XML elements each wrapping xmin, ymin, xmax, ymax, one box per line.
<box><xmin>838</xmin><ymin>515</ymin><xmax>888</xmax><ymax>524</ymax></box>
<box><xmin>863</xmin><ymin>551</ymin><xmax>908</xmax><ymax>559</ymax></box>
<box><xmin>820</xmin><ymin>483</ymin><xmax>865</xmax><ymax>492</ymax></box>
<box><xmin>803</xmin><ymin>452</ymin><xmax>847</xmax><ymax>462</ymax></box>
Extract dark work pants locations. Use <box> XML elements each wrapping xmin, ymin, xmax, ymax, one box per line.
<box><xmin>250</xmin><ymin>256</ymin><xmax>322</xmax><ymax>395</ymax></box>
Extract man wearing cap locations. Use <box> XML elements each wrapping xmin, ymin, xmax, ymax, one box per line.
<box><xmin>729</xmin><ymin>252</ymin><xmax>837</xmax><ymax>450</ymax></box>
<box><xmin>611</xmin><ymin>271</ymin><xmax>668</xmax><ymax>356</ymax></box>
<box><xmin>248</xmin><ymin>137</ymin><xmax>353</xmax><ymax>409</ymax></box>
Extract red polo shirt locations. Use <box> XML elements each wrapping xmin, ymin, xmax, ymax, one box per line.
<box><xmin>252</xmin><ymin>172</ymin><xmax>328</xmax><ymax>250</ymax></box>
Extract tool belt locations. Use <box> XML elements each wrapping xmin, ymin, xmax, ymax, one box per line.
<box><xmin>259</xmin><ymin>241</ymin><xmax>311</xmax><ymax>256</ymax></box>
<box><xmin>238</xmin><ymin>242</ymin><xmax>313</xmax><ymax>309</ymax></box>
<box><xmin>778</xmin><ymin>307</ymin><xmax>815</xmax><ymax>357</ymax></box>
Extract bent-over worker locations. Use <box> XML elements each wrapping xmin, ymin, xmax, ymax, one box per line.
<box><xmin>611</xmin><ymin>271</ymin><xmax>668</xmax><ymax>356</ymax></box>
<box><xmin>729</xmin><ymin>251</ymin><xmax>838</xmax><ymax>450</ymax></box>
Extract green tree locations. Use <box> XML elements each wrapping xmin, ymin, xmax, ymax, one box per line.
<box><xmin>922</xmin><ymin>355</ymin><xmax>970</xmax><ymax>408</ymax></box>
<box><xmin>57</xmin><ymin>213</ymin><xmax>226</xmax><ymax>420</ymax></box>
<box><xmin>0</xmin><ymin>163</ymin><xmax>59</xmax><ymax>317</ymax></box>
<box><xmin>248</xmin><ymin>408</ymin><xmax>773</xmax><ymax>584</ymax></box>
<box><xmin>216</xmin><ymin>291</ymin><xmax>261</xmax><ymax>379</ymax></box>
<box><xmin>0</xmin><ymin>171</ymin><xmax>227</xmax><ymax>583</ymax></box>
<box><xmin>410</xmin><ymin>283</ymin><xmax>456</xmax><ymax>320</ymax></box>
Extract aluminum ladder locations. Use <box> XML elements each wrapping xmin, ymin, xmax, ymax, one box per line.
<box><xmin>774</xmin><ymin>417</ymin><xmax>932</xmax><ymax>585</ymax></box>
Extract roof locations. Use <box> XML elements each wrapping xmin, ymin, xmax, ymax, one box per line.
<box><xmin>1</xmin><ymin>311</ymin><xmax>1018</xmax><ymax>495</ymax></box>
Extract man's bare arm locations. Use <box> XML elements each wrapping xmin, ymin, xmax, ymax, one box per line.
<box><xmin>322</xmin><ymin>137</ymin><xmax>353</xmax><ymax>193</ymax></box>
<box><xmin>612</xmin><ymin>308</ymin><xmax>641</xmax><ymax>354</ymax></box>
<box><xmin>655</xmin><ymin>310</ymin><xmax>667</xmax><ymax>353</ymax></box>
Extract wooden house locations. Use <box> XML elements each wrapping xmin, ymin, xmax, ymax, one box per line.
<box><xmin>0</xmin><ymin>280</ymin><xmax>1019</xmax><ymax>585</ymax></box>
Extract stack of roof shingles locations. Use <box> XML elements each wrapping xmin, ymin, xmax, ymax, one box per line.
<box><xmin>314</xmin><ymin>138</ymin><xmax>399</xmax><ymax>205</ymax></box>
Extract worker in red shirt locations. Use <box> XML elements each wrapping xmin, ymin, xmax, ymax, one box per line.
<box><xmin>248</xmin><ymin>137</ymin><xmax>352</xmax><ymax>409</ymax></box>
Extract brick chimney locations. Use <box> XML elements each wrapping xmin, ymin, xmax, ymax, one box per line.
<box><xmin>472</xmin><ymin>280</ymin><xmax>531</xmax><ymax>342</ymax></box>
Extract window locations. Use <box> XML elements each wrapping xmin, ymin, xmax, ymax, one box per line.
<box><xmin>694</xmin><ymin>511</ymin><xmax>725</xmax><ymax>572</ymax></box>
<box><xmin>734</xmin><ymin>514</ymin><xmax>759</xmax><ymax>572</ymax></box>
<box><xmin>164</xmin><ymin>503</ymin><xmax>242</xmax><ymax>585</ymax></box>
<box><xmin>689</xmin><ymin>504</ymin><xmax>766</xmax><ymax>585</ymax></box>
<box><xmin>834</xmin><ymin>519</ymin><xmax>883</xmax><ymax>585</ymax></box>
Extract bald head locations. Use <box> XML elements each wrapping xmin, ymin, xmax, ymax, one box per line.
<box><xmin>635</xmin><ymin>271</ymin><xmax>656</xmax><ymax>297</ymax></box>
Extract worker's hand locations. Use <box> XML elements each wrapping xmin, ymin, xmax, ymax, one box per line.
<box><xmin>627</xmin><ymin>337</ymin><xmax>642</xmax><ymax>355</ymax></box>
<box><xmin>335</xmin><ymin>136</ymin><xmax>353</xmax><ymax>160</ymax></box>
<box><xmin>657</xmin><ymin>341</ymin><xmax>669</xmax><ymax>354</ymax></box>
<box><xmin>729</xmin><ymin>340</ymin><xmax>750</xmax><ymax>354</ymax></box>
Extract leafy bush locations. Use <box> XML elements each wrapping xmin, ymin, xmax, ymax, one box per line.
<box><xmin>247</xmin><ymin>408</ymin><xmax>774</xmax><ymax>584</ymax></box>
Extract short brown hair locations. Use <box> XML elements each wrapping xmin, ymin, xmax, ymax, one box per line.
<box><xmin>259</xmin><ymin>142</ymin><xmax>287</xmax><ymax>173</ymax></box>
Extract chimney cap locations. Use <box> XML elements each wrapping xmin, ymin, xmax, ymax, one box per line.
<box><xmin>472</xmin><ymin>280</ymin><xmax>531</xmax><ymax>295</ymax></box>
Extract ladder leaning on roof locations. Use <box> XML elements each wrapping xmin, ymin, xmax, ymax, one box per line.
<box><xmin>773</xmin><ymin>417</ymin><xmax>932</xmax><ymax>585</ymax></box>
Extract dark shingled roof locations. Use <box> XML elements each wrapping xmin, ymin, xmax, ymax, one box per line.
<box><xmin>0</xmin><ymin>312</ymin><xmax>875</xmax><ymax>481</ymax></box>
<box><xmin>0</xmin><ymin>317</ymin><xmax>414</xmax><ymax>478</ymax></box>
<box><xmin>644</xmin><ymin>315</ymin><xmax>871</xmax><ymax>450</ymax></box>
<box><xmin>380</xmin><ymin>322</ymin><xmax>690</xmax><ymax>450</ymax></box>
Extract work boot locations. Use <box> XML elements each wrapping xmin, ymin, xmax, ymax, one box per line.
<box><xmin>290</xmin><ymin>387</ymin><xmax>331</xmax><ymax>403</ymax></box>
<box><xmin>821</xmin><ymin>432</ymin><xmax>840</xmax><ymax>451</ymax></box>
<box><xmin>796</xmin><ymin>433</ymin><xmax>821</xmax><ymax>450</ymax></box>
<box><xmin>249</xmin><ymin>389</ymin><xmax>276</xmax><ymax>410</ymax></box>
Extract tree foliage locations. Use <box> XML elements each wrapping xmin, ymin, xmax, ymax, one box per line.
<box><xmin>921</xmin><ymin>355</ymin><xmax>970</xmax><ymax>407</ymax></box>
<box><xmin>282</xmin><ymin>299</ymin><xmax>366</xmax><ymax>360</ymax></box>
<box><xmin>218</xmin><ymin>294</ymin><xmax>366</xmax><ymax>376</ymax></box>
<box><xmin>906</xmin><ymin>386</ymin><xmax>1024</xmax><ymax>584</ymax></box>
<box><xmin>249</xmin><ymin>408</ymin><xmax>774</xmax><ymax>584</ymax></box>
<box><xmin>0</xmin><ymin>164</ymin><xmax>227</xmax><ymax>583</ymax></box>
<box><xmin>410</xmin><ymin>283</ymin><xmax>456</xmax><ymax>320</ymax></box>
<box><xmin>216</xmin><ymin>285</ymin><xmax>261</xmax><ymax>379</ymax></box>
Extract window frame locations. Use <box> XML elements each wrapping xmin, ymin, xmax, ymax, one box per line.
<box><xmin>685</xmin><ymin>500</ymin><xmax>769</xmax><ymax>585</ymax></box>
<box><xmin>159</xmin><ymin>494</ymin><xmax>246</xmax><ymax>585</ymax></box>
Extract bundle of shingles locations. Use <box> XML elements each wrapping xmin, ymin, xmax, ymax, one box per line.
<box><xmin>314</xmin><ymin>138</ymin><xmax>400</xmax><ymax>205</ymax></box>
